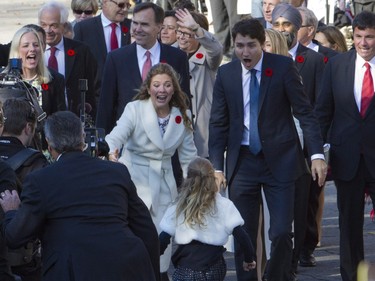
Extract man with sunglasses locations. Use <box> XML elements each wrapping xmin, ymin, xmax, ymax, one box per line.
<box><xmin>74</xmin><ymin>0</ymin><xmax>132</xmax><ymax>90</ymax></box>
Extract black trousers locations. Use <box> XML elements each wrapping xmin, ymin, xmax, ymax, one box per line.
<box><xmin>229</xmin><ymin>148</ymin><xmax>294</xmax><ymax>281</ymax></box>
<box><xmin>335</xmin><ymin>156</ymin><xmax>375</xmax><ymax>281</ymax></box>
<box><xmin>291</xmin><ymin>171</ymin><xmax>311</xmax><ymax>272</ymax></box>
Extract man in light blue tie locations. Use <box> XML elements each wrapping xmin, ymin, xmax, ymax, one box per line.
<box><xmin>209</xmin><ymin>18</ymin><xmax>327</xmax><ymax>281</ymax></box>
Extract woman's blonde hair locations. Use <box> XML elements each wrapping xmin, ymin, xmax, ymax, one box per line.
<box><xmin>176</xmin><ymin>157</ymin><xmax>218</xmax><ymax>228</ymax></box>
<box><xmin>134</xmin><ymin>63</ymin><xmax>192</xmax><ymax>130</ymax></box>
<box><xmin>7</xmin><ymin>27</ymin><xmax>51</xmax><ymax>84</ymax></box>
<box><xmin>264</xmin><ymin>29</ymin><xmax>290</xmax><ymax>57</ymax></box>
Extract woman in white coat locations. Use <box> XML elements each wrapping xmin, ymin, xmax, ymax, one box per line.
<box><xmin>105</xmin><ymin>63</ymin><xmax>197</xmax><ymax>280</ymax></box>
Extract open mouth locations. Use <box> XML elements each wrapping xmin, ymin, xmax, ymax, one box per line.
<box><xmin>156</xmin><ymin>95</ymin><xmax>168</xmax><ymax>102</ymax></box>
<box><xmin>26</xmin><ymin>54</ymin><xmax>37</xmax><ymax>63</ymax></box>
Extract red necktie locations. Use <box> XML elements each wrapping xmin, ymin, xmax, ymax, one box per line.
<box><xmin>48</xmin><ymin>46</ymin><xmax>58</xmax><ymax>71</ymax></box>
<box><xmin>361</xmin><ymin>62</ymin><xmax>374</xmax><ymax>118</ymax></box>
<box><xmin>142</xmin><ymin>51</ymin><xmax>152</xmax><ymax>81</ymax></box>
<box><xmin>110</xmin><ymin>23</ymin><xmax>119</xmax><ymax>51</ymax></box>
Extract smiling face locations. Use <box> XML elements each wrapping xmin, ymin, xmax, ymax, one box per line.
<box><xmin>160</xmin><ymin>16</ymin><xmax>177</xmax><ymax>45</ymax></box>
<box><xmin>39</xmin><ymin>7</ymin><xmax>65</xmax><ymax>47</ymax></box>
<box><xmin>234</xmin><ymin>33</ymin><xmax>263</xmax><ymax>70</ymax></box>
<box><xmin>19</xmin><ymin>32</ymin><xmax>41</xmax><ymax>76</ymax></box>
<box><xmin>102</xmin><ymin>0</ymin><xmax>128</xmax><ymax>23</ymax></box>
<box><xmin>176</xmin><ymin>27</ymin><xmax>199</xmax><ymax>53</ymax></box>
<box><xmin>148</xmin><ymin>74</ymin><xmax>174</xmax><ymax>116</ymax></box>
<box><xmin>132</xmin><ymin>8</ymin><xmax>161</xmax><ymax>49</ymax></box>
<box><xmin>353</xmin><ymin>27</ymin><xmax>375</xmax><ymax>61</ymax></box>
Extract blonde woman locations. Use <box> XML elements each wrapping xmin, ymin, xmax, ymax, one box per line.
<box><xmin>2</xmin><ymin>27</ymin><xmax>66</xmax><ymax>116</ymax></box>
<box><xmin>159</xmin><ymin>157</ymin><xmax>256</xmax><ymax>281</ymax></box>
<box><xmin>264</xmin><ymin>28</ymin><xmax>290</xmax><ymax>57</ymax></box>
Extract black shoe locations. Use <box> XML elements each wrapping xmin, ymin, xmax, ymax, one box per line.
<box><xmin>290</xmin><ymin>271</ymin><xmax>298</xmax><ymax>281</ymax></box>
<box><xmin>299</xmin><ymin>253</ymin><xmax>316</xmax><ymax>267</ymax></box>
<box><xmin>160</xmin><ymin>272</ymin><xmax>169</xmax><ymax>281</ymax></box>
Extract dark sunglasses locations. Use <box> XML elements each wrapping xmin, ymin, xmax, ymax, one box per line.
<box><xmin>109</xmin><ymin>0</ymin><xmax>131</xmax><ymax>9</ymax></box>
<box><xmin>73</xmin><ymin>10</ymin><xmax>94</xmax><ymax>15</ymax></box>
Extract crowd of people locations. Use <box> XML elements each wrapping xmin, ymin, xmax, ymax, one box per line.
<box><xmin>0</xmin><ymin>0</ymin><xmax>374</xmax><ymax>281</ymax></box>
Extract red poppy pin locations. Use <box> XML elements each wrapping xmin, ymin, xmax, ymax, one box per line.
<box><xmin>296</xmin><ymin>55</ymin><xmax>304</xmax><ymax>63</ymax></box>
<box><xmin>264</xmin><ymin>68</ymin><xmax>273</xmax><ymax>77</ymax></box>
<box><xmin>324</xmin><ymin>56</ymin><xmax>328</xmax><ymax>64</ymax></box>
<box><xmin>122</xmin><ymin>26</ymin><xmax>129</xmax><ymax>34</ymax></box>
<box><xmin>175</xmin><ymin>116</ymin><xmax>182</xmax><ymax>124</ymax></box>
<box><xmin>67</xmin><ymin>49</ymin><xmax>75</xmax><ymax>56</ymax></box>
<box><xmin>41</xmin><ymin>83</ymin><xmax>49</xmax><ymax>91</ymax></box>
<box><xmin>196</xmin><ymin>53</ymin><xmax>204</xmax><ymax>59</ymax></box>
<box><xmin>160</xmin><ymin>59</ymin><xmax>167</xmax><ymax>64</ymax></box>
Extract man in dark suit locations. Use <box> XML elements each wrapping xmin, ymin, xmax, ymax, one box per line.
<box><xmin>97</xmin><ymin>2</ymin><xmax>190</xmax><ymax>134</ymax></box>
<box><xmin>0</xmin><ymin>111</ymin><xmax>160</xmax><ymax>281</ymax></box>
<box><xmin>39</xmin><ymin>1</ymin><xmax>98</xmax><ymax>122</ymax></box>
<box><xmin>271</xmin><ymin>4</ymin><xmax>326</xmax><ymax>278</ymax></box>
<box><xmin>297</xmin><ymin>6</ymin><xmax>338</xmax><ymax>270</ymax></box>
<box><xmin>297</xmin><ymin>7</ymin><xmax>338</xmax><ymax>59</ymax></box>
<box><xmin>315</xmin><ymin>11</ymin><xmax>375</xmax><ymax>281</ymax></box>
<box><xmin>209</xmin><ymin>18</ymin><xmax>327</xmax><ymax>281</ymax></box>
<box><xmin>74</xmin><ymin>0</ymin><xmax>132</xmax><ymax>87</ymax></box>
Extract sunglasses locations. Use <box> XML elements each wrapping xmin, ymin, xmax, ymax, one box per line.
<box><xmin>109</xmin><ymin>0</ymin><xmax>131</xmax><ymax>9</ymax></box>
<box><xmin>73</xmin><ymin>10</ymin><xmax>94</xmax><ymax>15</ymax></box>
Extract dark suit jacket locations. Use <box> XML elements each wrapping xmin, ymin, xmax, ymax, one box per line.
<box><xmin>0</xmin><ymin>43</ymin><xmax>10</xmax><ymax>67</ymax></box>
<box><xmin>62</xmin><ymin>37</ymin><xmax>98</xmax><ymax>121</ymax></box>
<box><xmin>97</xmin><ymin>42</ymin><xmax>190</xmax><ymax>134</ymax></box>
<box><xmin>209</xmin><ymin>52</ymin><xmax>324</xmax><ymax>184</ymax></box>
<box><xmin>312</xmin><ymin>40</ymin><xmax>338</xmax><ymax>60</ymax></box>
<box><xmin>316</xmin><ymin>50</ymin><xmax>375</xmax><ymax>181</ymax></box>
<box><xmin>73</xmin><ymin>15</ymin><xmax>131</xmax><ymax>83</ymax></box>
<box><xmin>42</xmin><ymin>68</ymin><xmax>67</xmax><ymax>116</ymax></box>
<box><xmin>2</xmin><ymin>151</ymin><xmax>159</xmax><ymax>281</ymax></box>
<box><xmin>295</xmin><ymin>44</ymin><xmax>325</xmax><ymax>106</ymax></box>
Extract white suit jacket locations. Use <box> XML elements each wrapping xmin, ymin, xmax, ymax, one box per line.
<box><xmin>105</xmin><ymin>99</ymin><xmax>197</xmax><ymax>211</ymax></box>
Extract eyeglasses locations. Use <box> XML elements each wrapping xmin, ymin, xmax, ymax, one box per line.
<box><xmin>109</xmin><ymin>0</ymin><xmax>131</xmax><ymax>9</ymax></box>
<box><xmin>176</xmin><ymin>30</ymin><xmax>194</xmax><ymax>38</ymax></box>
<box><xmin>73</xmin><ymin>10</ymin><xmax>94</xmax><ymax>15</ymax></box>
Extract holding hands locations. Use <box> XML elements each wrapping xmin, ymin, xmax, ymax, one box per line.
<box><xmin>108</xmin><ymin>148</ymin><xmax>119</xmax><ymax>162</ymax></box>
<box><xmin>0</xmin><ymin>190</ymin><xmax>20</xmax><ymax>212</ymax></box>
<box><xmin>243</xmin><ymin>260</ymin><xmax>256</xmax><ymax>271</ymax></box>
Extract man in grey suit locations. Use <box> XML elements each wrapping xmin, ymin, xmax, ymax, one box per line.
<box><xmin>209</xmin><ymin>18</ymin><xmax>327</xmax><ymax>281</ymax></box>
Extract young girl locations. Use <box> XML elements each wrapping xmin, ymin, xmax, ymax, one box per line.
<box><xmin>159</xmin><ymin>157</ymin><xmax>256</xmax><ymax>280</ymax></box>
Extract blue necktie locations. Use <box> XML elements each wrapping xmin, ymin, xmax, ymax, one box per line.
<box><xmin>249</xmin><ymin>69</ymin><xmax>261</xmax><ymax>155</ymax></box>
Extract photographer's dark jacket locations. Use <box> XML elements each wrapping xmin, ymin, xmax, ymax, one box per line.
<box><xmin>0</xmin><ymin>137</ymin><xmax>48</xmax><ymax>185</ymax></box>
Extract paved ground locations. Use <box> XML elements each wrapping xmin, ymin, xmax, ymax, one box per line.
<box><xmin>0</xmin><ymin>0</ymin><xmax>72</xmax><ymax>44</ymax></box>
